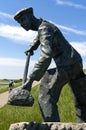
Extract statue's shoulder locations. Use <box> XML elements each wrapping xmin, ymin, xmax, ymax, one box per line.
<box><xmin>39</xmin><ymin>20</ymin><xmax>48</xmax><ymax>29</ymax></box>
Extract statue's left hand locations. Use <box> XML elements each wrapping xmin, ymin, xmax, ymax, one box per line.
<box><xmin>22</xmin><ymin>79</ymin><xmax>33</xmax><ymax>91</ymax></box>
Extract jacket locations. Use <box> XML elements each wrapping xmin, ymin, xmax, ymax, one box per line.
<box><xmin>29</xmin><ymin>19</ymin><xmax>82</xmax><ymax>81</ymax></box>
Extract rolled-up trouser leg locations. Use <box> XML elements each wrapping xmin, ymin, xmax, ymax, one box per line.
<box><xmin>38</xmin><ymin>68</ymin><xmax>68</xmax><ymax>122</ymax></box>
<box><xmin>69</xmin><ymin>74</ymin><xmax>86</xmax><ymax>122</ymax></box>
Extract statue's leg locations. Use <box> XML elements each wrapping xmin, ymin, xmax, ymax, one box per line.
<box><xmin>38</xmin><ymin>68</ymin><xmax>68</xmax><ymax>122</ymax></box>
<box><xmin>69</xmin><ymin>72</ymin><xmax>86</xmax><ymax>122</ymax></box>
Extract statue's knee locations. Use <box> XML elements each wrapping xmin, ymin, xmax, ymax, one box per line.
<box><xmin>41</xmin><ymin>72</ymin><xmax>49</xmax><ymax>86</ymax></box>
<box><xmin>41</xmin><ymin>68</ymin><xmax>56</xmax><ymax>85</ymax></box>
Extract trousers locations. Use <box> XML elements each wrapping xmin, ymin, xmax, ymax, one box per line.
<box><xmin>38</xmin><ymin>65</ymin><xmax>86</xmax><ymax>122</ymax></box>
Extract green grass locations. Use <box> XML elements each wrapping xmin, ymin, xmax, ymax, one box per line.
<box><xmin>0</xmin><ymin>79</ymin><xmax>9</xmax><ymax>93</ymax></box>
<box><xmin>0</xmin><ymin>84</ymin><xmax>77</xmax><ymax>130</ymax></box>
<box><xmin>58</xmin><ymin>84</ymin><xmax>76</xmax><ymax>122</ymax></box>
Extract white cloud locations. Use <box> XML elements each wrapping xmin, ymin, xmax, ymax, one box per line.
<box><xmin>0</xmin><ymin>57</ymin><xmax>36</xmax><ymax>67</ymax></box>
<box><xmin>56</xmin><ymin>0</ymin><xmax>86</xmax><ymax>9</ymax></box>
<box><xmin>0</xmin><ymin>11</ymin><xmax>13</xmax><ymax>19</ymax></box>
<box><xmin>0</xmin><ymin>57</ymin><xmax>37</xmax><ymax>79</ymax></box>
<box><xmin>0</xmin><ymin>66</ymin><xmax>23</xmax><ymax>79</ymax></box>
<box><xmin>57</xmin><ymin>24</ymin><xmax>86</xmax><ymax>35</ymax></box>
<box><xmin>0</xmin><ymin>57</ymin><xmax>25</xmax><ymax>67</ymax></box>
<box><xmin>70</xmin><ymin>42</ymin><xmax>86</xmax><ymax>57</ymax></box>
<box><xmin>0</xmin><ymin>23</ymin><xmax>37</xmax><ymax>43</ymax></box>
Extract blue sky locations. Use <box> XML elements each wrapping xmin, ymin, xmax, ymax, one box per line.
<box><xmin>0</xmin><ymin>0</ymin><xmax>86</xmax><ymax>79</ymax></box>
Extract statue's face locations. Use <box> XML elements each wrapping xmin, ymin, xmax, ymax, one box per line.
<box><xmin>18</xmin><ymin>14</ymin><xmax>32</xmax><ymax>31</ymax></box>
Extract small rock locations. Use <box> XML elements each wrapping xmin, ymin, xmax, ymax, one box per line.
<box><xmin>7</xmin><ymin>88</ymin><xmax>34</xmax><ymax>106</ymax></box>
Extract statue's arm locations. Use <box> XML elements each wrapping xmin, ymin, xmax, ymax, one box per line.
<box><xmin>29</xmin><ymin>26</ymin><xmax>53</xmax><ymax>81</ymax></box>
<box><xmin>25</xmin><ymin>35</ymin><xmax>40</xmax><ymax>55</ymax></box>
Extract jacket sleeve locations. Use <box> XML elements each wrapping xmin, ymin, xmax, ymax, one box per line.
<box><xmin>27</xmin><ymin>35</ymin><xmax>40</xmax><ymax>52</ymax></box>
<box><xmin>29</xmin><ymin>26</ymin><xmax>53</xmax><ymax>81</ymax></box>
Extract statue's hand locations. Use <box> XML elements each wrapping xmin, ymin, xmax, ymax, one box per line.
<box><xmin>22</xmin><ymin>79</ymin><xmax>33</xmax><ymax>91</ymax></box>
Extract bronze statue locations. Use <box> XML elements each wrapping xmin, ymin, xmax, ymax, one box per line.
<box><xmin>14</xmin><ymin>7</ymin><xmax>86</xmax><ymax>122</ymax></box>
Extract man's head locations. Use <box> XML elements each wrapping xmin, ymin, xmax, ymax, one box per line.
<box><xmin>14</xmin><ymin>7</ymin><xmax>34</xmax><ymax>31</ymax></box>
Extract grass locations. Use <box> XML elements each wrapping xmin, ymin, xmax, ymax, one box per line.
<box><xmin>0</xmin><ymin>83</ymin><xmax>77</xmax><ymax>130</ymax></box>
<box><xmin>58</xmin><ymin>84</ymin><xmax>76</xmax><ymax>122</ymax></box>
<box><xmin>0</xmin><ymin>79</ymin><xmax>9</xmax><ymax>93</ymax></box>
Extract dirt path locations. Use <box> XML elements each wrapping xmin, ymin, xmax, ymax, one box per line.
<box><xmin>0</xmin><ymin>91</ymin><xmax>8</xmax><ymax>108</ymax></box>
<box><xmin>0</xmin><ymin>81</ymin><xmax>39</xmax><ymax>108</ymax></box>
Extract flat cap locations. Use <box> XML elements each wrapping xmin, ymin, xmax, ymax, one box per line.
<box><xmin>14</xmin><ymin>7</ymin><xmax>33</xmax><ymax>21</ymax></box>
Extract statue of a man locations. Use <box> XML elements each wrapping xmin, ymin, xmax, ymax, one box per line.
<box><xmin>14</xmin><ymin>7</ymin><xmax>86</xmax><ymax>122</ymax></box>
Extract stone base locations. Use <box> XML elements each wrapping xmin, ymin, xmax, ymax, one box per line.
<box><xmin>9</xmin><ymin>122</ymin><xmax>86</xmax><ymax>130</ymax></box>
